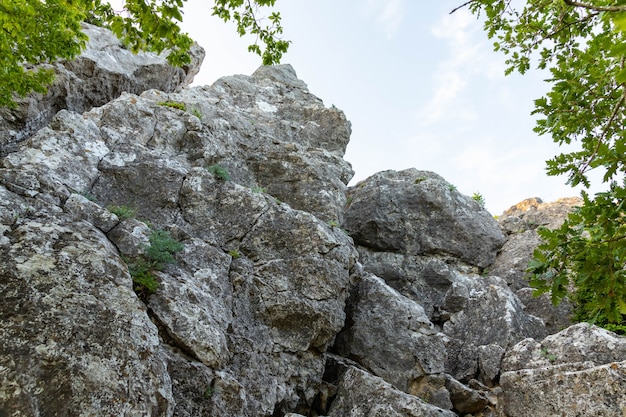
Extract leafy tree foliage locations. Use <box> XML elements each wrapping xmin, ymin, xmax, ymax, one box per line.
<box><xmin>460</xmin><ymin>0</ymin><xmax>626</xmax><ymax>331</ymax></box>
<box><xmin>0</xmin><ymin>0</ymin><xmax>288</xmax><ymax>107</ymax></box>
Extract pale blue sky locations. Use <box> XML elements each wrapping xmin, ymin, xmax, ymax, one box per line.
<box><xmin>113</xmin><ymin>1</ymin><xmax>591</xmax><ymax>214</ymax></box>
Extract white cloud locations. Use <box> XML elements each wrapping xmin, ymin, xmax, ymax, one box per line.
<box><xmin>419</xmin><ymin>8</ymin><xmax>502</xmax><ymax>125</ymax></box>
<box><xmin>363</xmin><ymin>0</ymin><xmax>405</xmax><ymax>39</ymax></box>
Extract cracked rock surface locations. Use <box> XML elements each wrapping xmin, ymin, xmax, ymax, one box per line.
<box><xmin>2</xmin><ymin>44</ymin><xmax>624</xmax><ymax>416</ymax></box>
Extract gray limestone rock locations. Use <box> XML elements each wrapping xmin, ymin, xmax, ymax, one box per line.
<box><xmin>0</xmin><ymin>23</ymin><xmax>204</xmax><ymax>154</ymax></box>
<box><xmin>500</xmin><ymin>324</ymin><xmax>626</xmax><ymax>417</ymax></box>
<box><xmin>0</xmin><ymin>199</ymin><xmax>174</xmax><ymax>416</ymax></box>
<box><xmin>444</xmin><ymin>375</ymin><xmax>489</xmax><ymax>415</ymax></box>
<box><xmin>327</xmin><ymin>366</ymin><xmax>457</xmax><ymax>417</ymax></box>
<box><xmin>334</xmin><ymin>274</ymin><xmax>447</xmax><ymax>393</ymax></box>
<box><xmin>0</xmin><ymin>64</ymin><xmax>357</xmax><ymax>416</ymax></box>
<box><xmin>442</xmin><ymin>275</ymin><xmax>547</xmax><ymax>381</ymax></box>
<box><xmin>492</xmin><ymin>197</ymin><xmax>581</xmax><ymax>332</ymax></box>
<box><xmin>344</xmin><ymin>169</ymin><xmax>505</xmax><ymax>268</ymax></box>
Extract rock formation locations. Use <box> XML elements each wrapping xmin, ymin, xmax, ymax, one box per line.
<box><xmin>0</xmin><ymin>23</ymin><xmax>204</xmax><ymax>156</ymax></box>
<box><xmin>1</xmin><ymin>25</ymin><xmax>625</xmax><ymax>417</ymax></box>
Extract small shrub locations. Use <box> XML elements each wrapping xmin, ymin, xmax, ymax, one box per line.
<box><xmin>146</xmin><ymin>229</ymin><xmax>184</xmax><ymax>267</ymax></box>
<box><xmin>414</xmin><ymin>177</ymin><xmax>427</xmax><ymax>184</ymax></box>
<box><xmin>207</xmin><ymin>164</ymin><xmax>231</xmax><ymax>181</ymax></box>
<box><xmin>191</xmin><ymin>108</ymin><xmax>202</xmax><ymax>118</ymax></box>
<box><xmin>158</xmin><ymin>100</ymin><xmax>186</xmax><ymax>111</ymax></box>
<box><xmin>108</xmin><ymin>205</ymin><xmax>136</xmax><ymax>219</ymax></box>
<box><xmin>448</xmin><ymin>184</ymin><xmax>457</xmax><ymax>192</ymax></box>
<box><xmin>228</xmin><ymin>249</ymin><xmax>241</xmax><ymax>259</ymax></box>
<box><xmin>126</xmin><ymin>229</ymin><xmax>184</xmax><ymax>297</ymax></box>
<box><xmin>472</xmin><ymin>192</ymin><xmax>486</xmax><ymax>208</ymax></box>
<box><xmin>328</xmin><ymin>220</ymin><xmax>338</xmax><ymax>228</ymax></box>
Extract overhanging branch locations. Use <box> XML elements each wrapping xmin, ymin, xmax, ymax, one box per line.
<box><xmin>563</xmin><ymin>0</ymin><xmax>626</xmax><ymax>12</ymax></box>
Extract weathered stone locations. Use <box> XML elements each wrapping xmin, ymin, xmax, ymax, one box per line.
<box><xmin>442</xmin><ymin>275</ymin><xmax>547</xmax><ymax>380</ymax></box>
<box><xmin>409</xmin><ymin>374</ymin><xmax>453</xmax><ymax>411</ymax></box>
<box><xmin>334</xmin><ymin>274</ymin><xmax>446</xmax><ymax>393</ymax></box>
<box><xmin>0</xmin><ymin>201</ymin><xmax>174</xmax><ymax>416</ymax></box>
<box><xmin>444</xmin><ymin>375</ymin><xmax>489</xmax><ymax>414</ymax></box>
<box><xmin>327</xmin><ymin>366</ymin><xmax>457</xmax><ymax>417</ymax></box>
<box><xmin>64</xmin><ymin>193</ymin><xmax>120</xmax><ymax>233</ymax></box>
<box><xmin>353</xmin><ymin>233</ymin><xmax>545</xmax><ymax>384</ymax></box>
<box><xmin>0</xmin><ymin>63</ymin><xmax>358</xmax><ymax>416</ymax></box>
<box><xmin>499</xmin><ymin>196</ymin><xmax>582</xmax><ymax>232</ymax></box>
<box><xmin>500</xmin><ymin>323</ymin><xmax>626</xmax><ymax>417</ymax></box>
<box><xmin>106</xmin><ymin>218</ymin><xmax>151</xmax><ymax>257</ymax></box>
<box><xmin>148</xmin><ymin>239</ymin><xmax>233</xmax><ymax>368</ymax></box>
<box><xmin>492</xmin><ymin>197</ymin><xmax>581</xmax><ymax>332</ymax></box>
<box><xmin>516</xmin><ymin>288</ymin><xmax>573</xmax><ymax>334</ymax></box>
<box><xmin>501</xmin><ymin>361</ymin><xmax>626</xmax><ymax>417</ymax></box>
<box><xmin>489</xmin><ymin>230</ymin><xmax>542</xmax><ymax>290</ymax></box>
<box><xmin>344</xmin><ymin>169</ymin><xmax>505</xmax><ymax>268</ymax></box>
<box><xmin>477</xmin><ymin>344</ymin><xmax>506</xmax><ymax>386</ymax></box>
<box><xmin>0</xmin><ymin>23</ymin><xmax>204</xmax><ymax>154</ymax></box>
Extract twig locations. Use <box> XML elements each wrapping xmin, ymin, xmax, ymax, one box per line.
<box><xmin>450</xmin><ymin>1</ymin><xmax>474</xmax><ymax>15</ymax></box>
<box><xmin>564</xmin><ymin>0</ymin><xmax>626</xmax><ymax>12</ymax></box>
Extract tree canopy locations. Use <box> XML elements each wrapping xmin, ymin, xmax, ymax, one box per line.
<box><xmin>0</xmin><ymin>0</ymin><xmax>289</xmax><ymax>107</ymax></box>
<box><xmin>461</xmin><ymin>0</ymin><xmax>626</xmax><ymax>332</ymax></box>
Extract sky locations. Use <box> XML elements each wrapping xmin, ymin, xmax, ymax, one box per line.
<box><xmin>116</xmin><ymin>1</ymin><xmax>595</xmax><ymax>214</ymax></box>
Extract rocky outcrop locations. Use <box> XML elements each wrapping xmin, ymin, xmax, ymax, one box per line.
<box><xmin>500</xmin><ymin>323</ymin><xmax>626</xmax><ymax>416</ymax></box>
<box><xmin>492</xmin><ymin>197</ymin><xmax>581</xmax><ymax>333</ymax></box>
<box><xmin>0</xmin><ymin>64</ymin><xmax>356</xmax><ymax>416</ymax></box>
<box><xmin>1</xmin><ymin>26</ymin><xmax>622</xmax><ymax>416</ymax></box>
<box><xmin>341</xmin><ymin>169</ymin><xmax>545</xmax><ymax>389</ymax></box>
<box><xmin>0</xmin><ymin>23</ymin><xmax>205</xmax><ymax>155</ymax></box>
<box><xmin>344</xmin><ymin>169</ymin><xmax>505</xmax><ymax>268</ymax></box>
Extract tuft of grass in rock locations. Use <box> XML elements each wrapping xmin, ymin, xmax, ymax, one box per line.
<box><xmin>108</xmin><ymin>205</ymin><xmax>136</xmax><ymax>219</ymax></box>
<box><xmin>158</xmin><ymin>100</ymin><xmax>186</xmax><ymax>111</ymax></box>
<box><xmin>207</xmin><ymin>164</ymin><xmax>231</xmax><ymax>181</ymax></box>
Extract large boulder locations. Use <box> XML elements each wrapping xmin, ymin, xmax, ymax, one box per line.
<box><xmin>343</xmin><ymin>169</ymin><xmax>505</xmax><ymax>268</ymax></box>
<box><xmin>88</xmin><ymin>64</ymin><xmax>353</xmax><ymax>223</ymax></box>
<box><xmin>0</xmin><ymin>23</ymin><xmax>205</xmax><ymax>155</ymax></box>
<box><xmin>336</xmin><ymin>169</ymin><xmax>547</xmax><ymax>405</ymax></box>
<box><xmin>500</xmin><ymin>323</ymin><xmax>626</xmax><ymax>417</ymax></box>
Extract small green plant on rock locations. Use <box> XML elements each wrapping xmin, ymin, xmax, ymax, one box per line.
<box><xmin>414</xmin><ymin>177</ymin><xmax>427</xmax><ymax>184</ymax></box>
<box><xmin>250</xmin><ymin>185</ymin><xmax>267</xmax><ymax>193</ymax></box>
<box><xmin>207</xmin><ymin>164</ymin><xmax>231</xmax><ymax>181</ymax></box>
<box><xmin>108</xmin><ymin>204</ymin><xmax>136</xmax><ymax>219</ymax></box>
<box><xmin>540</xmin><ymin>347</ymin><xmax>557</xmax><ymax>363</ymax></box>
<box><xmin>157</xmin><ymin>100</ymin><xmax>186</xmax><ymax>111</ymax></box>
<box><xmin>126</xmin><ymin>229</ymin><xmax>184</xmax><ymax>298</ymax></box>
<box><xmin>472</xmin><ymin>192</ymin><xmax>486</xmax><ymax>208</ymax></box>
<box><xmin>191</xmin><ymin>108</ymin><xmax>202</xmax><ymax>119</ymax></box>
<box><xmin>204</xmin><ymin>384</ymin><xmax>214</xmax><ymax>399</ymax></box>
<box><xmin>228</xmin><ymin>249</ymin><xmax>241</xmax><ymax>259</ymax></box>
<box><xmin>79</xmin><ymin>191</ymin><xmax>96</xmax><ymax>202</ymax></box>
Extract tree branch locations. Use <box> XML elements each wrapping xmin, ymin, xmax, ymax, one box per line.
<box><xmin>450</xmin><ymin>1</ymin><xmax>474</xmax><ymax>15</ymax></box>
<box><xmin>577</xmin><ymin>69</ymin><xmax>626</xmax><ymax>176</ymax></box>
<box><xmin>563</xmin><ymin>0</ymin><xmax>626</xmax><ymax>12</ymax></box>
